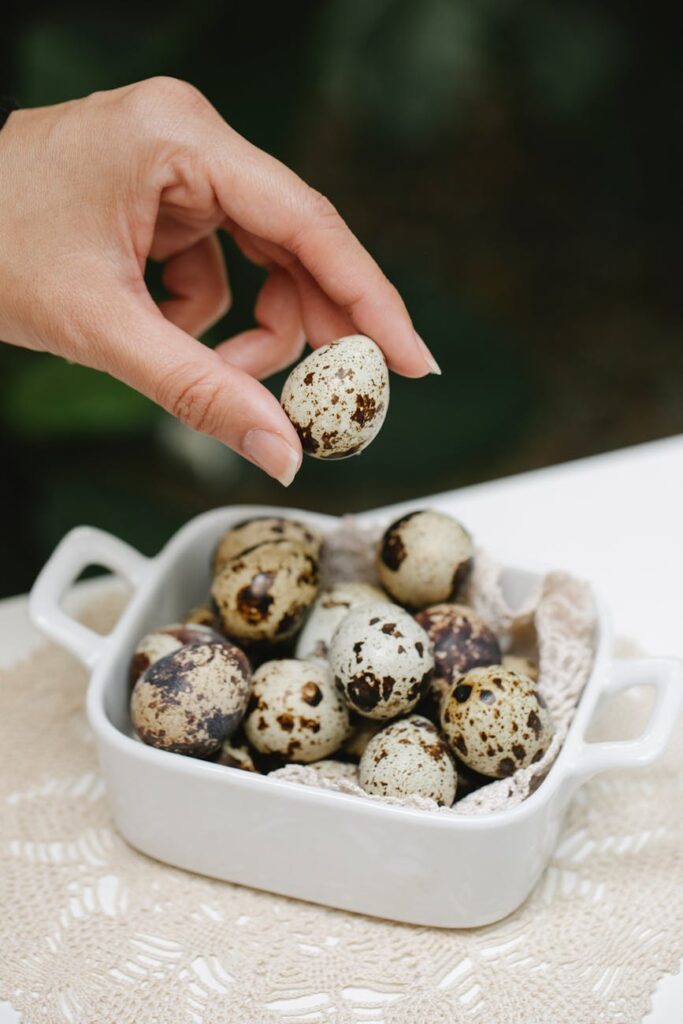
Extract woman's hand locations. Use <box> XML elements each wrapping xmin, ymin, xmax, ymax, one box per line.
<box><xmin>0</xmin><ymin>78</ymin><xmax>438</xmax><ymax>485</ymax></box>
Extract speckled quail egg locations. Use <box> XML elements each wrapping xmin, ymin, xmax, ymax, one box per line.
<box><xmin>309</xmin><ymin>759</ymin><xmax>359</xmax><ymax>783</ymax></box>
<box><xmin>243</xmin><ymin>659</ymin><xmax>352</xmax><ymax>762</ymax></box>
<box><xmin>281</xmin><ymin>335</ymin><xmax>389</xmax><ymax>459</ymax></box>
<box><xmin>377</xmin><ymin>510</ymin><xmax>473</xmax><ymax>609</ymax></box>
<box><xmin>440</xmin><ymin>665</ymin><xmax>554</xmax><ymax>778</ymax></box>
<box><xmin>212</xmin><ymin>540</ymin><xmax>319</xmax><ymax>644</ymax></box>
<box><xmin>359</xmin><ymin>715</ymin><xmax>457</xmax><ymax>805</ymax></box>
<box><xmin>329</xmin><ymin>601</ymin><xmax>434</xmax><ymax>720</ymax></box>
<box><xmin>131</xmin><ymin>641</ymin><xmax>252</xmax><ymax>757</ymax></box>
<box><xmin>182</xmin><ymin>603</ymin><xmax>222</xmax><ymax>631</ymax></box>
<box><xmin>213</xmin><ymin>516</ymin><xmax>322</xmax><ymax>576</ymax></box>
<box><xmin>342</xmin><ymin>716</ymin><xmax>384</xmax><ymax>759</ymax></box>
<box><xmin>130</xmin><ymin>623</ymin><xmax>225</xmax><ymax>686</ymax></box>
<box><xmin>415</xmin><ymin>603</ymin><xmax>501</xmax><ymax>720</ymax></box>
<box><xmin>295</xmin><ymin>581</ymin><xmax>391</xmax><ymax>661</ymax></box>
<box><xmin>503</xmin><ymin>654</ymin><xmax>539</xmax><ymax>682</ymax></box>
<box><xmin>214</xmin><ymin>736</ymin><xmax>257</xmax><ymax>772</ymax></box>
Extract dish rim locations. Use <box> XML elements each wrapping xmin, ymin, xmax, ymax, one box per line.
<box><xmin>83</xmin><ymin>504</ymin><xmax>611</xmax><ymax>832</ymax></box>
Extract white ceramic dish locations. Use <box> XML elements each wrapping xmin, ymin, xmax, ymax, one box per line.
<box><xmin>29</xmin><ymin>505</ymin><xmax>682</xmax><ymax>928</ymax></box>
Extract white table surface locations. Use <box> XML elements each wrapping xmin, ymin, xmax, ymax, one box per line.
<box><xmin>1</xmin><ymin>435</ymin><xmax>682</xmax><ymax>1023</ymax></box>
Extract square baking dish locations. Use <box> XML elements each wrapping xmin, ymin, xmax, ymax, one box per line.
<box><xmin>29</xmin><ymin>503</ymin><xmax>682</xmax><ymax>928</ymax></box>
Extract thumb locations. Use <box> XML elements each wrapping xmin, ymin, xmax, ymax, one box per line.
<box><xmin>86</xmin><ymin>295</ymin><xmax>303</xmax><ymax>486</ymax></box>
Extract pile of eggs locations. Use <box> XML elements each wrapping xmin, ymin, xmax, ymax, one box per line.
<box><xmin>129</xmin><ymin>510</ymin><xmax>554</xmax><ymax>807</ymax></box>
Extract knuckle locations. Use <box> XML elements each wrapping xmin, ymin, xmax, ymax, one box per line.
<box><xmin>159</xmin><ymin>364</ymin><xmax>224</xmax><ymax>435</ymax></box>
<box><xmin>286</xmin><ymin>188</ymin><xmax>342</xmax><ymax>256</ymax></box>
<box><xmin>306</xmin><ymin>189</ymin><xmax>340</xmax><ymax>228</ymax></box>
<box><xmin>125</xmin><ymin>76</ymin><xmax>209</xmax><ymax>123</ymax></box>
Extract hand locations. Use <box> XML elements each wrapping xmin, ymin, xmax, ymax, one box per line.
<box><xmin>0</xmin><ymin>78</ymin><xmax>438</xmax><ymax>485</ymax></box>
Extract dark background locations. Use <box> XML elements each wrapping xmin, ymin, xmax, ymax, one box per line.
<box><xmin>1</xmin><ymin>1</ymin><xmax>681</xmax><ymax>598</ymax></box>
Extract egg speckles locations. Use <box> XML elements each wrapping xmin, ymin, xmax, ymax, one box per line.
<box><xmin>329</xmin><ymin>601</ymin><xmax>434</xmax><ymax>720</ymax></box>
<box><xmin>281</xmin><ymin>335</ymin><xmax>389</xmax><ymax>459</ymax></box>
<box><xmin>130</xmin><ymin>623</ymin><xmax>225</xmax><ymax>685</ymax></box>
<box><xmin>131</xmin><ymin>641</ymin><xmax>252</xmax><ymax>757</ymax></box>
<box><xmin>212</xmin><ymin>540</ymin><xmax>319</xmax><ymax>644</ymax></box>
<box><xmin>295</xmin><ymin>581</ymin><xmax>391</xmax><ymax>661</ymax></box>
<box><xmin>214</xmin><ymin>737</ymin><xmax>257</xmax><ymax>772</ymax></box>
<box><xmin>377</xmin><ymin>510</ymin><xmax>473</xmax><ymax>609</ymax></box>
<box><xmin>359</xmin><ymin>715</ymin><xmax>457</xmax><ymax>805</ymax></box>
<box><xmin>440</xmin><ymin>665</ymin><xmax>554</xmax><ymax>778</ymax></box>
<box><xmin>415</xmin><ymin>603</ymin><xmax>501</xmax><ymax>718</ymax></box>
<box><xmin>213</xmin><ymin>516</ymin><xmax>322</xmax><ymax>575</ymax></box>
<box><xmin>244</xmin><ymin>659</ymin><xmax>351</xmax><ymax>762</ymax></box>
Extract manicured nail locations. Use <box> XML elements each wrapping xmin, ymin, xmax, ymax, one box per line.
<box><xmin>414</xmin><ymin>332</ymin><xmax>441</xmax><ymax>375</ymax></box>
<box><xmin>242</xmin><ymin>429</ymin><xmax>301</xmax><ymax>486</ymax></box>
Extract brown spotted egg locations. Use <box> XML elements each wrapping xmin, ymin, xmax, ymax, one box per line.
<box><xmin>130</xmin><ymin>623</ymin><xmax>225</xmax><ymax>686</ymax></box>
<box><xmin>244</xmin><ymin>659</ymin><xmax>351</xmax><ymax>762</ymax></box>
<box><xmin>214</xmin><ymin>736</ymin><xmax>257</xmax><ymax>772</ymax></box>
<box><xmin>212</xmin><ymin>540</ymin><xmax>319</xmax><ymax>644</ymax></box>
<box><xmin>213</xmin><ymin>516</ymin><xmax>322</xmax><ymax>576</ymax></box>
<box><xmin>359</xmin><ymin>715</ymin><xmax>457</xmax><ymax>805</ymax></box>
<box><xmin>130</xmin><ymin>641</ymin><xmax>251</xmax><ymax>757</ymax></box>
<box><xmin>440</xmin><ymin>665</ymin><xmax>554</xmax><ymax>778</ymax></box>
<box><xmin>415</xmin><ymin>603</ymin><xmax>501</xmax><ymax>720</ymax></box>
<box><xmin>377</xmin><ymin>510</ymin><xmax>473</xmax><ymax>609</ymax></box>
<box><xmin>295</xmin><ymin>581</ymin><xmax>391</xmax><ymax>661</ymax></box>
<box><xmin>329</xmin><ymin>601</ymin><xmax>434</xmax><ymax>720</ymax></box>
<box><xmin>281</xmin><ymin>335</ymin><xmax>389</xmax><ymax>459</ymax></box>
<box><xmin>503</xmin><ymin>654</ymin><xmax>539</xmax><ymax>682</ymax></box>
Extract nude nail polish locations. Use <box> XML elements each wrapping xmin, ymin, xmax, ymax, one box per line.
<box><xmin>242</xmin><ymin>430</ymin><xmax>301</xmax><ymax>487</ymax></box>
<box><xmin>414</xmin><ymin>332</ymin><xmax>442</xmax><ymax>375</ymax></box>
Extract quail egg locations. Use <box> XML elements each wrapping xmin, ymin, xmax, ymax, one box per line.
<box><xmin>295</xmin><ymin>581</ymin><xmax>391</xmax><ymax>661</ymax></box>
<box><xmin>359</xmin><ymin>715</ymin><xmax>457</xmax><ymax>805</ymax></box>
<box><xmin>341</xmin><ymin>716</ymin><xmax>384</xmax><ymax>759</ymax></box>
<box><xmin>309</xmin><ymin>759</ymin><xmax>359</xmax><ymax>783</ymax></box>
<box><xmin>377</xmin><ymin>510</ymin><xmax>473</xmax><ymax>609</ymax></box>
<box><xmin>415</xmin><ymin>603</ymin><xmax>501</xmax><ymax>719</ymax></box>
<box><xmin>131</xmin><ymin>641</ymin><xmax>252</xmax><ymax>757</ymax></box>
<box><xmin>212</xmin><ymin>540</ymin><xmax>319</xmax><ymax>644</ymax></box>
<box><xmin>213</xmin><ymin>735</ymin><xmax>258</xmax><ymax>772</ymax></box>
<box><xmin>281</xmin><ymin>335</ymin><xmax>389</xmax><ymax>459</ymax></box>
<box><xmin>130</xmin><ymin>622</ymin><xmax>225</xmax><ymax>686</ymax></box>
<box><xmin>440</xmin><ymin>665</ymin><xmax>554</xmax><ymax>778</ymax></box>
<box><xmin>182</xmin><ymin>603</ymin><xmax>222</xmax><ymax>631</ymax></box>
<box><xmin>243</xmin><ymin>659</ymin><xmax>352</xmax><ymax>762</ymax></box>
<box><xmin>329</xmin><ymin>601</ymin><xmax>434</xmax><ymax>719</ymax></box>
<box><xmin>213</xmin><ymin>516</ymin><xmax>322</xmax><ymax>575</ymax></box>
<box><xmin>503</xmin><ymin>654</ymin><xmax>539</xmax><ymax>682</ymax></box>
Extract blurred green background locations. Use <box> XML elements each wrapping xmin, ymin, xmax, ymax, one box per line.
<box><xmin>1</xmin><ymin>1</ymin><xmax>681</xmax><ymax>597</ymax></box>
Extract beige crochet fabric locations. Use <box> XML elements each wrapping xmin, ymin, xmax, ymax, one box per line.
<box><xmin>1</xmin><ymin>593</ymin><xmax>682</xmax><ymax>1023</ymax></box>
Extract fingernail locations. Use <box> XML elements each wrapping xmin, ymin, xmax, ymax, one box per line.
<box><xmin>414</xmin><ymin>332</ymin><xmax>442</xmax><ymax>375</ymax></box>
<box><xmin>242</xmin><ymin>429</ymin><xmax>301</xmax><ymax>487</ymax></box>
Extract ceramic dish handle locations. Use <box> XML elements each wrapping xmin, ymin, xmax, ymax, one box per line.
<box><xmin>565</xmin><ymin>657</ymin><xmax>683</xmax><ymax>783</ymax></box>
<box><xmin>29</xmin><ymin>526</ymin><xmax>150</xmax><ymax>669</ymax></box>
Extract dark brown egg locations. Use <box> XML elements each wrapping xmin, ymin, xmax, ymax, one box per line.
<box><xmin>211</xmin><ymin>540</ymin><xmax>319</xmax><ymax>644</ymax></box>
<box><xmin>130</xmin><ymin>641</ymin><xmax>252</xmax><ymax>757</ymax></box>
<box><xmin>129</xmin><ymin>623</ymin><xmax>225</xmax><ymax>687</ymax></box>
<box><xmin>440</xmin><ymin>665</ymin><xmax>554</xmax><ymax>778</ymax></box>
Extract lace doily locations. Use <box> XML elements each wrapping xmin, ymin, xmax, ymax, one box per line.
<box><xmin>1</xmin><ymin>590</ymin><xmax>682</xmax><ymax>1024</ymax></box>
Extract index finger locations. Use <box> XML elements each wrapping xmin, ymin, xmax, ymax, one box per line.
<box><xmin>205</xmin><ymin>127</ymin><xmax>440</xmax><ymax>378</ymax></box>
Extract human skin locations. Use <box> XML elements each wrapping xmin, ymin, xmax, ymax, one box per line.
<box><xmin>0</xmin><ymin>78</ymin><xmax>439</xmax><ymax>485</ymax></box>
